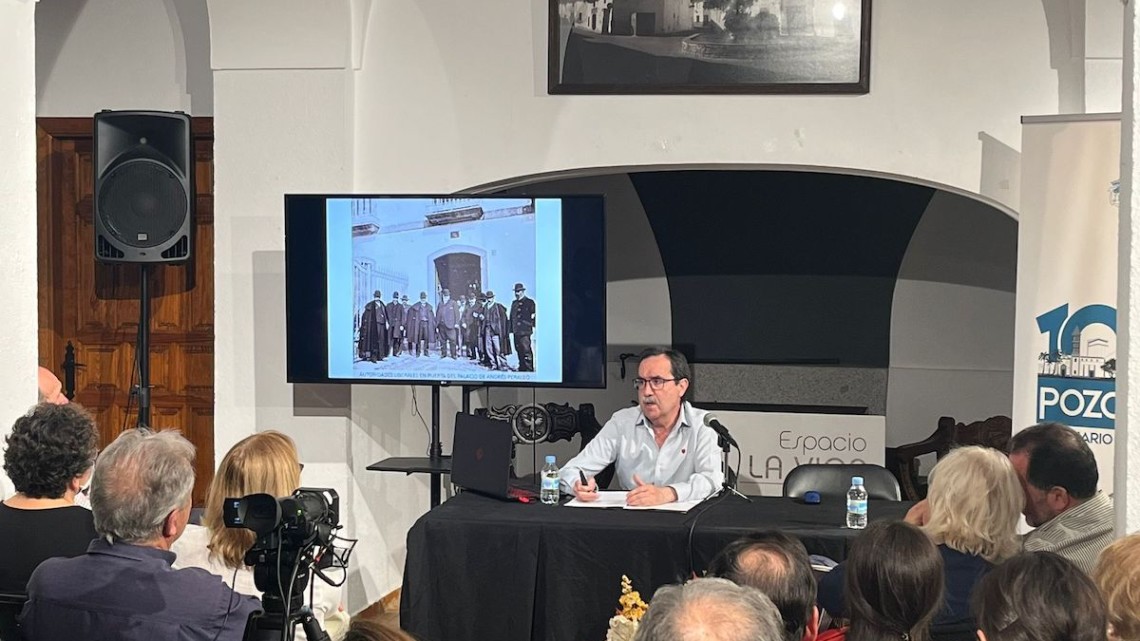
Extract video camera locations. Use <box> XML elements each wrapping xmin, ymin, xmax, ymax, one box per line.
<box><xmin>224</xmin><ymin>488</ymin><xmax>347</xmax><ymax>641</ymax></box>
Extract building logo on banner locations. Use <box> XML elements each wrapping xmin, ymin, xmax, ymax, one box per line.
<box><xmin>1016</xmin><ymin>116</ymin><xmax>1120</xmax><ymax>496</ymax></box>
<box><xmin>1035</xmin><ymin>302</ymin><xmax>1115</xmax><ymax>445</ymax></box>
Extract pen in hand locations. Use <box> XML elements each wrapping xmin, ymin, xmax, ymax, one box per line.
<box><xmin>579</xmin><ymin>470</ymin><xmax>597</xmax><ymax>493</ymax></box>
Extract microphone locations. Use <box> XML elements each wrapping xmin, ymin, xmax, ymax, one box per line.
<box><xmin>703</xmin><ymin>413</ymin><xmax>739</xmax><ymax>449</ymax></box>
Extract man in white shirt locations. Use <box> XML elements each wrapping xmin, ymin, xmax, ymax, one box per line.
<box><xmin>559</xmin><ymin>347</ymin><xmax>724</xmax><ymax>506</ymax></box>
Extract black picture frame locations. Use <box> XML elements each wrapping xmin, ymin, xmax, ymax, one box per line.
<box><xmin>549</xmin><ymin>0</ymin><xmax>872</xmax><ymax>95</ymax></box>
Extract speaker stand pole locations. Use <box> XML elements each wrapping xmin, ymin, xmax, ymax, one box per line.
<box><xmin>429</xmin><ymin>384</ymin><xmax>443</xmax><ymax>507</ymax></box>
<box><xmin>137</xmin><ymin>264</ymin><xmax>152</xmax><ymax>429</ymax></box>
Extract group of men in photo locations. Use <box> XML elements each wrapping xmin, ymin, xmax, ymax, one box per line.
<box><xmin>357</xmin><ymin>282</ymin><xmax>536</xmax><ymax>372</ymax></box>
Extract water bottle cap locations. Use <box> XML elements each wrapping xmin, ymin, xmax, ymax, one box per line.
<box><xmin>852</xmin><ymin>476</ymin><xmax>864</xmax><ymax>485</ymax></box>
<box><xmin>545</xmin><ymin>455</ymin><xmax>556</xmax><ymax>464</ymax></box>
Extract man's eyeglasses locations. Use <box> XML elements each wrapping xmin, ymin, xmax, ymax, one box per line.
<box><xmin>633</xmin><ymin>377</ymin><xmax>680</xmax><ymax>390</ymax></box>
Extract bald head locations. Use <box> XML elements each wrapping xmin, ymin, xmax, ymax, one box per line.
<box><xmin>738</xmin><ymin>547</ymin><xmax>790</xmax><ymax>578</ymax></box>
<box><xmin>707</xmin><ymin>532</ymin><xmax>817</xmax><ymax>641</ymax></box>
<box><xmin>37</xmin><ymin>367</ymin><xmax>68</xmax><ymax>405</ymax></box>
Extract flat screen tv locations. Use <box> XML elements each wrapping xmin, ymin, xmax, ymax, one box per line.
<box><xmin>285</xmin><ymin>195</ymin><xmax>606</xmax><ymax>388</ymax></box>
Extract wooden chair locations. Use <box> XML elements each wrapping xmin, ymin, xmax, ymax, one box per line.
<box><xmin>885</xmin><ymin>415</ymin><xmax>1012</xmax><ymax>500</ymax></box>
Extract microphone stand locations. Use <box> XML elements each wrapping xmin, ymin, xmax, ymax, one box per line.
<box><xmin>717</xmin><ymin>433</ymin><xmax>751</xmax><ymax>502</ymax></box>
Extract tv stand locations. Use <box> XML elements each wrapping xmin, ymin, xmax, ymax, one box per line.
<box><xmin>367</xmin><ymin>384</ymin><xmax>478</xmax><ymax>508</ymax></box>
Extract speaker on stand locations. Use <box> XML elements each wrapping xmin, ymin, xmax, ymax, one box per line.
<box><xmin>94</xmin><ymin>110</ymin><xmax>194</xmax><ymax>429</ymax></box>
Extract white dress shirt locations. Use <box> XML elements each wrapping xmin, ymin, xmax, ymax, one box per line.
<box><xmin>558</xmin><ymin>401</ymin><xmax>724</xmax><ymax>502</ymax></box>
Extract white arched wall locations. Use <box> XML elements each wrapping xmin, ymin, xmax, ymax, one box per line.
<box><xmin>35</xmin><ymin>0</ymin><xmax>211</xmax><ymax>116</ymax></box>
<box><xmin>486</xmin><ymin>166</ymin><xmax>1020</xmax><ymax>453</ymax></box>
<box><xmin>16</xmin><ymin>0</ymin><xmax>1135</xmax><ymax>608</ymax></box>
<box><xmin>888</xmin><ymin>190</ymin><xmax>1019</xmax><ymax>446</ymax></box>
<box><xmin>354</xmin><ymin>0</ymin><xmax>1061</xmax><ymax>212</ymax></box>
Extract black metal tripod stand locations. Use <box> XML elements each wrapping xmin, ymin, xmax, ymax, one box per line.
<box><xmin>717</xmin><ymin>433</ymin><xmax>751</xmax><ymax>502</ymax></box>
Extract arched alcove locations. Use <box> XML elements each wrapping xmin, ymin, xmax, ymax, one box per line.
<box><xmin>35</xmin><ymin>0</ymin><xmax>212</xmax><ymax>115</ymax></box>
<box><xmin>474</xmin><ymin>165</ymin><xmax>1016</xmax><ymax>446</ymax></box>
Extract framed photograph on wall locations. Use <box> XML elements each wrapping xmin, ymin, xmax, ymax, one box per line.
<box><xmin>549</xmin><ymin>0</ymin><xmax>872</xmax><ymax>95</ymax></box>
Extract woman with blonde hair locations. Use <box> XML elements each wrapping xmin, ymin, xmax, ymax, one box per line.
<box><xmin>173</xmin><ymin>431</ymin><xmax>348</xmax><ymax>639</ymax></box>
<box><xmin>819</xmin><ymin>446</ymin><xmax>1023</xmax><ymax>634</ymax></box>
<box><xmin>922</xmin><ymin>445</ymin><xmax>1024</xmax><ymax>563</ymax></box>
<box><xmin>1093</xmin><ymin>533</ymin><xmax>1140</xmax><ymax>641</ymax></box>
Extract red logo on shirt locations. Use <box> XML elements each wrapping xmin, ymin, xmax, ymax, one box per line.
<box><xmin>681</xmin><ymin>448</ymin><xmax>686</xmax><ymax>455</ymax></box>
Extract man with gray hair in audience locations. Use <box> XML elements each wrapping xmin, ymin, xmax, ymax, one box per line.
<box><xmin>22</xmin><ymin>429</ymin><xmax>260</xmax><ymax>641</ymax></box>
<box><xmin>635</xmin><ymin>577</ymin><xmax>784</xmax><ymax>641</ymax></box>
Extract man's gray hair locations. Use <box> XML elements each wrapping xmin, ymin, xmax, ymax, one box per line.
<box><xmin>90</xmin><ymin>428</ymin><xmax>196</xmax><ymax>544</ymax></box>
<box><xmin>634</xmin><ymin>577</ymin><xmax>784</xmax><ymax>641</ymax></box>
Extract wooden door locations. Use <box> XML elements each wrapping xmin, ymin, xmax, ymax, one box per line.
<box><xmin>37</xmin><ymin>117</ymin><xmax>215</xmax><ymax>505</ymax></box>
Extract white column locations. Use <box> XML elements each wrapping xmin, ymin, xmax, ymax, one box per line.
<box><xmin>1087</xmin><ymin>0</ymin><xmax>1125</xmax><ymax>112</ymax></box>
<box><xmin>0</xmin><ymin>0</ymin><xmax>44</xmax><ymax>496</ymax></box>
<box><xmin>1117</xmin><ymin>0</ymin><xmax>1140</xmax><ymax>534</ymax></box>
<box><xmin>208</xmin><ymin>0</ymin><xmax>433</xmax><ymax>609</ymax></box>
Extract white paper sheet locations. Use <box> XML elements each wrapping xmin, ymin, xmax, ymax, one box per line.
<box><xmin>564</xmin><ymin>491</ymin><xmax>703</xmax><ymax>513</ymax></box>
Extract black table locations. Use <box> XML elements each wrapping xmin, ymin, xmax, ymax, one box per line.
<box><xmin>401</xmin><ymin>492</ymin><xmax>912</xmax><ymax>641</ymax></box>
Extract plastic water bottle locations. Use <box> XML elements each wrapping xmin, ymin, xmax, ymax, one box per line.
<box><xmin>541</xmin><ymin>455</ymin><xmax>560</xmax><ymax>505</ymax></box>
<box><xmin>846</xmin><ymin>476</ymin><xmax>868</xmax><ymax>529</ymax></box>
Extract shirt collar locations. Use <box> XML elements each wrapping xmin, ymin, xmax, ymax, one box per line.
<box><xmin>87</xmin><ymin>537</ymin><xmax>177</xmax><ymax>566</ymax></box>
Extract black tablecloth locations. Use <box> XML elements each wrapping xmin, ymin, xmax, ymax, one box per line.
<box><xmin>401</xmin><ymin>492</ymin><xmax>912</xmax><ymax>641</ymax></box>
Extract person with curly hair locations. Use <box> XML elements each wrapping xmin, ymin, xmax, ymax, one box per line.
<box><xmin>0</xmin><ymin>402</ymin><xmax>99</xmax><ymax>592</ymax></box>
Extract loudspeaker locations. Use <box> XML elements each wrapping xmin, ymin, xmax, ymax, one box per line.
<box><xmin>93</xmin><ymin>110</ymin><xmax>193</xmax><ymax>263</ymax></box>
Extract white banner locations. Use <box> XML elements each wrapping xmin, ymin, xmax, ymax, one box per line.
<box><xmin>1013</xmin><ymin>115</ymin><xmax>1119</xmax><ymax>495</ymax></box>
<box><xmin>716</xmin><ymin>411</ymin><xmax>886</xmax><ymax>497</ymax></box>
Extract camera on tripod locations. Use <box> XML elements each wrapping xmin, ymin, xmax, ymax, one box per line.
<box><xmin>224</xmin><ymin>488</ymin><xmax>345</xmax><ymax>641</ymax></box>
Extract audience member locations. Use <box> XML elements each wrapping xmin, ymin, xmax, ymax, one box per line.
<box><xmin>1093</xmin><ymin>534</ymin><xmax>1140</xmax><ymax>641</ymax></box>
<box><xmin>21</xmin><ymin>428</ymin><xmax>260</xmax><ymax>641</ymax></box>
<box><xmin>1008</xmin><ymin>423</ymin><xmax>1113</xmax><ymax>572</ymax></box>
<box><xmin>0</xmin><ymin>371</ymin><xmax>71</xmax><ymax>500</ymax></box>
<box><xmin>707</xmin><ymin>531</ymin><xmax>819</xmax><ymax>641</ymax></box>
<box><xmin>823</xmin><ymin>446</ymin><xmax>1019</xmax><ymax>632</ymax></box>
<box><xmin>973</xmin><ymin>551</ymin><xmax>1107</xmax><ymax>641</ymax></box>
<box><xmin>344</xmin><ymin>619</ymin><xmax>419</xmax><ymax>641</ymax></box>
<box><xmin>0</xmin><ymin>403</ymin><xmax>98</xmax><ymax>593</ymax></box>
<box><xmin>173</xmin><ymin>430</ymin><xmax>348</xmax><ymax>639</ymax></box>
<box><xmin>634</xmin><ymin>577</ymin><xmax>784</xmax><ymax>641</ymax></box>
<box><xmin>36</xmin><ymin>368</ymin><xmax>68</xmax><ymax>405</ymax></box>
<box><xmin>905</xmin><ymin>423</ymin><xmax>1113</xmax><ymax>574</ymax></box>
<box><xmin>821</xmin><ymin>521</ymin><xmax>944</xmax><ymax>641</ymax></box>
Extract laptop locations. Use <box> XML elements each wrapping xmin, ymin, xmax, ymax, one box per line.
<box><xmin>451</xmin><ymin>412</ymin><xmax>539</xmax><ymax>501</ymax></box>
